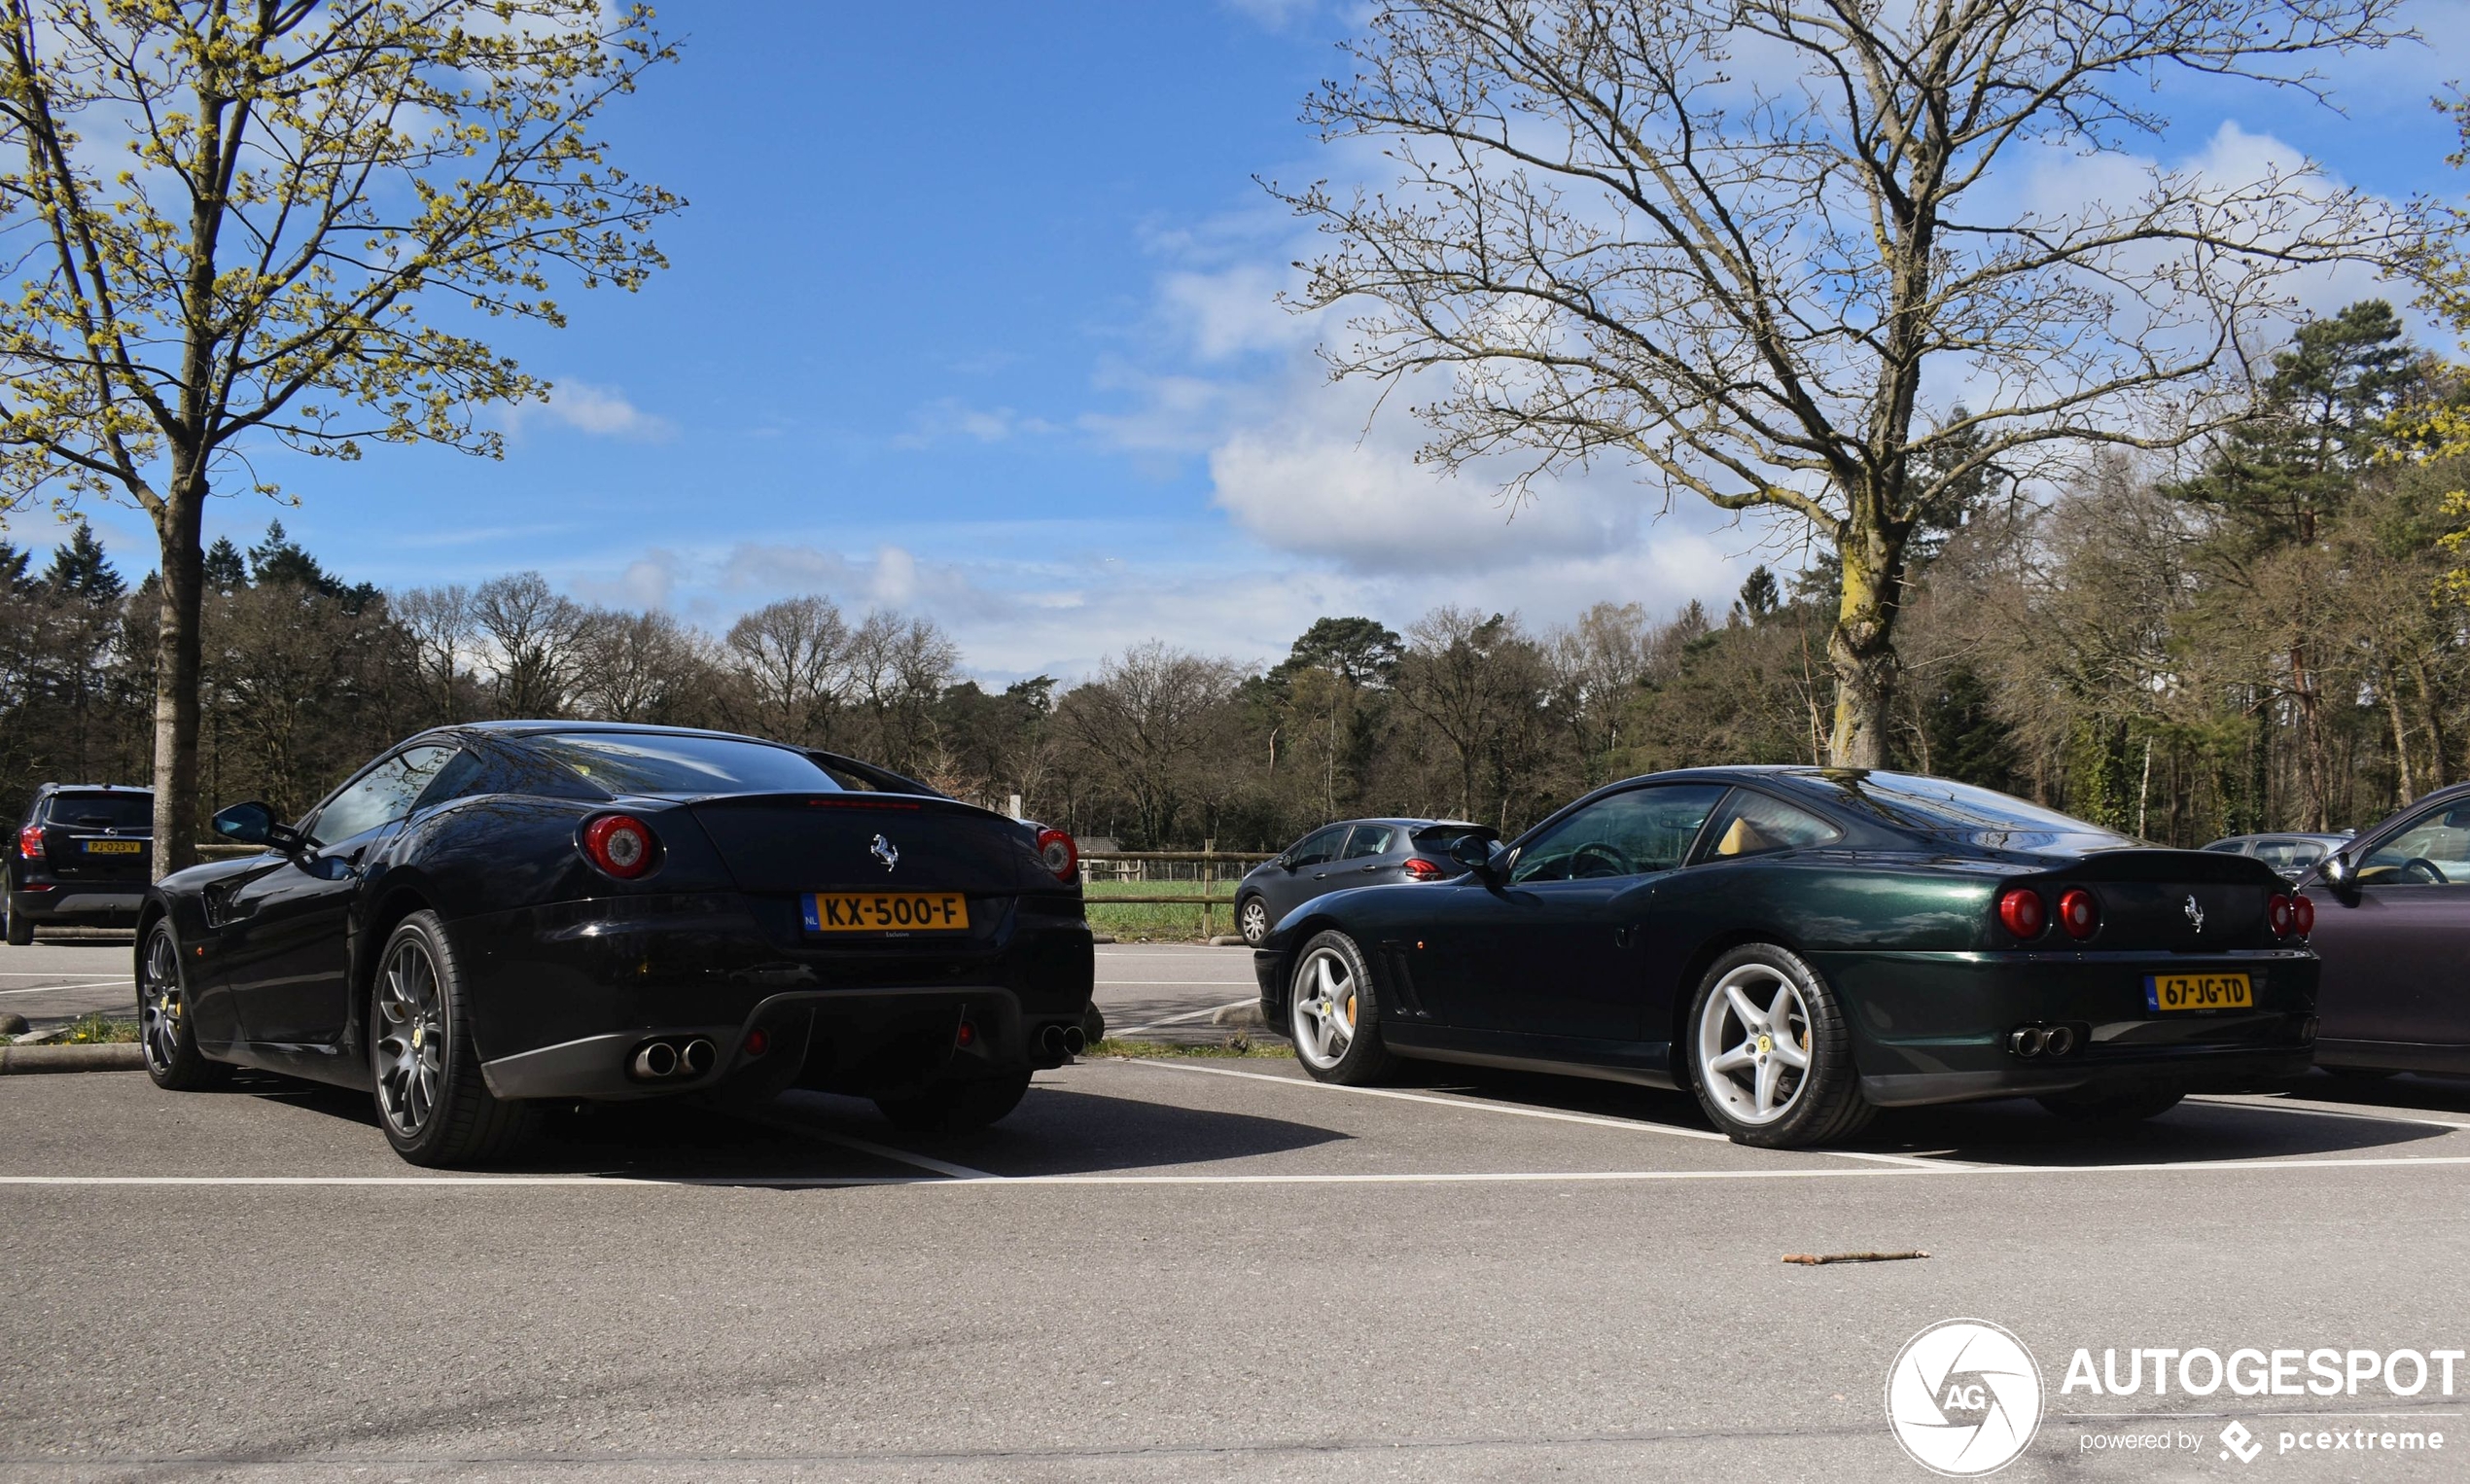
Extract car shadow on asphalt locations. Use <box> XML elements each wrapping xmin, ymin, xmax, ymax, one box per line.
<box><xmin>238</xmin><ymin>1072</ymin><xmax>1348</xmax><ymax>1183</ymax></box>
<box><xmin>1349</xmin><ymin>1060</ymin><xmax>2457</xmax><ymax>1168</ymax></box>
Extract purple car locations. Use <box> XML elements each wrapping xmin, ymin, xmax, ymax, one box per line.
<box><xmin>2300</xmin><ymin>782</ymin><xmax>2470</xmax><ymax>1077</ymax></box>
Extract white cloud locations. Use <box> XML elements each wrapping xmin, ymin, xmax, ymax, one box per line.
<box><xmin>510</xmin><ymin>380</ymin><xmax>678</xmax><ymax>442</ymax></box>
<box><xmin>892</xmin><ymin>399</ymin><xmax>1060</xmax><ymax>449</ymax></box>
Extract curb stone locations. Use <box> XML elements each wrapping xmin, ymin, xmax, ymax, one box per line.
<box><xmin>1211</xmin><ymin>1002</ymin><xmax>1267</xmax><ymax>1030</ymax></box>
<box><xmin>0</xmin><ymin>1042</ymin><xmax>145</xmax><ymax>1075</ymax></box>
<box><xmin>1206</xmin><ymin>936</ymin><xmax>1250</xmax><ymax>947</ymax></box>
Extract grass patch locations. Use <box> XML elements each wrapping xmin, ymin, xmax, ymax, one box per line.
<box><xmin>57</xmin><ymin>1011</ymin><xmax>140</xmax><ymax>1044</ymax></box>
<box><xmin>1089</xmin><ymin>1036</ymin><xmax>1290</xmax><ymax>1059</ymax></box>
<box><xmin>1081</xmin><ymin>880</ymin><xmax>1240</xmax><ymax>941</ymax></box>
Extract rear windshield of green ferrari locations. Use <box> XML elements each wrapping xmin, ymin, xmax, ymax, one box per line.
<box><xmin>528</xmin><ymin>733</ymin><xmax>844</xmax><ymax>795</ymax></box>
<box><xmin>46</xmin><ymin>792</ymin><xmax>153</xmax><ymax>830</ymax></box>
<box><xmin>1809</xmin><ymin>772</ymin><xmax>2109</xmax><ymax>837</ymax></box>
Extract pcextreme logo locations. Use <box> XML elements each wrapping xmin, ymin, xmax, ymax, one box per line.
<box><xmin>1885</xmin><ymin>1319</ymin><xmax>2045</xmax><ymax>1477</ymax></box>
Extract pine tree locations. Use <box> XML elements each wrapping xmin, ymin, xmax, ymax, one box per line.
<box><xmin>201</xmin><ymin>537</ymin><xmax>248</xmax><ymax>594</ymax></box>
<box><xmin>42</xmin><ymin>521</ymin><xmax>124</xmax><ymax>607</ymax></box>
<box><xmin>1733</xmin><ymin>566</ymin><xmax>1781</xmax><ymax>624</ymax></box>
<box><xmin>2169</xmin><ymin>300</ymin><xmax>2426</xmax><ymax>549</ymax></box>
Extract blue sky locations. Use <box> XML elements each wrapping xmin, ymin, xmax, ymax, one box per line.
<box><xmin>27</xmin><ymin>0</ymin><xmax>2470</xmax><ymax>683</ymax></box>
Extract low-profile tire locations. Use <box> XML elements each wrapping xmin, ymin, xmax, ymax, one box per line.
<box><xmin>1287</xmin><ymin>930</ymin><xmax>1398</xmax><ymax>1085</ymax></box>
<box><xmin>2036</xmin><ymin>1086</ymin><xmax>2185</xmax><ymax>1124</ymax></box>
<box><xmin>138</xmin><ymin>920</ymin><xmax>230</xmax><ymax>1090</ymax></box>
<box><xmin>1685</xmin><ymin>943</ymin><xmax>1875</xmax><ymax>1148</ymax></box>
<box><xmin>370</xmin><ymin>910</ymin><xmax>531</xmax><ymax>1167</ymax></box>
<box><xmin>1237</xmin><ymin>895</ymin><xmax>1271</xmax><ymax>947</ymax></box>
<box><xmin>1079</xmin><ymin>1003</ymin><xmax>1107</xmax><ymax>1044</ymax></box>
<box><xmin>876</xmin><ymin>1071</ymin><xmax>1034</xmax><ymax>1133</ymax></box>
<box><xmin>4</xmin><ymin>877</ymin><xmax>31</xmax><ymax>946</ymax></box>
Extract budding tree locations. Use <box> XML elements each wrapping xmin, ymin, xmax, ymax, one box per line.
<box><xmin>1284</xmin><ymin>0</ymin><xmax>2410</xmax><ymax>765</ymax></box>
<box><xmin>0</xmin><ymin>1</ymin><xmax>680</xmax><ymax>869</ymax></box>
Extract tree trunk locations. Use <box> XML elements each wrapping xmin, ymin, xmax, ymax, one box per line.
<box><xmin>1826</xmin><ymin>514</ymin><xmax>1903</xmax><ymax>768</ymax></box>
<box><xmin>150</xmin><ymin>476</ymin><xmax>206</xmax><ymax>879</ymax></box>
<box><xmin>2383</xmin><ymin>664</ymin><xmax>2417</xmax><ymax>806</ymax></box>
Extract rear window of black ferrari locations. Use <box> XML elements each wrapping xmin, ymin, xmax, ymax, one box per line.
<box><xmin>526</xmin><ymin>733</ymin><xmax>843</xmax><ymax>795</ymax></box>
<box><xmin>1808</xmin><ymin>771</ymin><xmax>2111</xmax><ymax>837</ymax></box>
<box><xmin>46</xmin><ymin>792</ymin><xmax>153</xmax><ymax>830</ymax></box>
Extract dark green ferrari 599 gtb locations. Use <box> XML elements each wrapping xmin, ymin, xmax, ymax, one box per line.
<box><xmin>1252</xmin><ymin>768</ymin><xmax>2317</xmax><ymax>1148</ymax></box>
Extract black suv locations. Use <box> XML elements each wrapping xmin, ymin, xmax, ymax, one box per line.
<box><xmin>5</xmin><ymin>784</ymin><xmax>154</xmax><ymax>944</ymax></box>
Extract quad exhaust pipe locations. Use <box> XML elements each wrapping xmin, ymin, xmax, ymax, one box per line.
<box><xmin>2007</xmin><ymin>1022</ymin><xmax>2078</xmax><ymax>1060</ymax></box>
<box><xmin>630</xmin><ymin>1036</ymin><xmax>717</xmax><ymax>1080</ymax></box>
<box><xmin>1036</xmin><ymin>1023</ymin><xmax>1086</xmax><ymax>1062</ymax></box>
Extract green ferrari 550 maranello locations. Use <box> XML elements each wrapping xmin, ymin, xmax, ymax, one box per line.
<box><xmin>1252</xmin><ymin>767</ymin><xmax>2317</xmax><ymax>1148</ymax></box>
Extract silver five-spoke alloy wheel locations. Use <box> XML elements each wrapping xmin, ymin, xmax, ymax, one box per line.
<box><xmin>1239</xmin><ymin>897</ymin><xmax>1269</xmax><ymax>945</ymax></box>
<box><xmin>374</xmin><ymin>937</ymin><xmax>447</xmax><ymax>1140</ymax></box>
<box><xmin>138</xmin><ymin>926</ymin><xmax>185</xmax><ymax>1076</ymax></box>
<box><xmin>1695</xmin><ymin>962</ymin><xmax>1812</xmax><ymax>1126</ymax></box>
<box><xmin>1289</xmin><ymin>945</ymin><xmax>1358</xmax><ymax>1071</ymax></box>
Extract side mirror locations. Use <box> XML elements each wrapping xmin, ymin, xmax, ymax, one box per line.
<box><xmin>211</xmin><ymin>801</ymin><xmax>273</xmax><ymax>844</ymax></box>
<box><xmin>1448</xmin><ymin>833</ymin><xmax>1500</xmax><ymax>881</ymax></box>
<box><xmin>212</xmin><ymin>801</ymin><xmax>303</xmax><ymax>855</ymax></box>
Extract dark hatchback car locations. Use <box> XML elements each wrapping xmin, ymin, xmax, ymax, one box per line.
<box><xmin>2299</xmin><ymin>782</ymin><xmax>2470</xmax><ymax>1077</ymax></box>
<box><xmin>139</xmin><ymin>723</ymin><xmax>1094</xmax><ymax>1165</ymax></box>
<box><xmin>6</xmin><ymin>784</ymin><xmax>153</xmax><ymax>944</ymax></box>
<box><xmin>1234</xmin><ymin>818</ymin><xmax>1498</xmax><ymax>945</ymax></box>
<box><xmin>1253</xmin><ymin>768</ymin><xmax>2318</xmax><ymax>1148</ymax></box>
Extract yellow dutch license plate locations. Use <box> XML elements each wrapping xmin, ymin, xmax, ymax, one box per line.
<box><xmin>802</xmin><ymin>892</ymin><xmax>970</xmax><ymax>934</ymax></box>
<box><xmin>2144</xmin><ymin>972</ymin><xmax>2252</xmax><ymax>1012</ymax></box>
<box><xmin>82</xmin><ymin>840</ymin><xmax>142</xmax><ymax>855</ymax></box>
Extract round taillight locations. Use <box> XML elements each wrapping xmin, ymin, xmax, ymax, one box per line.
<box><xmin>2058</xmin><ymin>887</ymin><xmax>2100</xmax><ymax>939</ymax></box>
<box><xmin>582</xmin><ymin>814</ymin><xmax>657</xmax><ymax>879</ymax></box>
<box><xmin>1996</xmin><ymin>887</ymin><xmax>2045</xmax><ymax>939</ymax></box>
<box><xmin>1035</xmin><ymin>827</ymin><xmax>1077</xmax><ymax>882</ymax></box>
<box><xmin>2291</xmin><ymin>893</ymin><xmax>2314</xmax><ymax>937</ymax></box>
<box><xmin>2267</xmin><ymin>893</ymin><xmax>2294</xmax><ymax>937</ymax></box>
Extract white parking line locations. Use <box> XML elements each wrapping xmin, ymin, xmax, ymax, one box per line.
<box><xmin>0</xmin><ymin>972</ymin><xmax>124</xmax><ymax>978</ymax></box>
<box><xmin>8</xmin><ymin>1155</ymin><xmax>2470</xmax><ymax>1188</ymax></box>
<box><xmin>2189</xmin><ymin>1094</ymin><xmax>2470</xmax><ymax>1133</ymax></box>
<box><xmin>1115</xmin><ymin>1058</ymin><xmax>1962</xmax><ymax>1170</ymax></box>
<box><xmin>0</xmin><ymin>982</ymin><xmax>126</xmax><ymax>998</ymax></box>
<box><xmin>1112</xmin><ymin>1001</ymin><xmax>1255</xmax><ymax>1035</ymax></box>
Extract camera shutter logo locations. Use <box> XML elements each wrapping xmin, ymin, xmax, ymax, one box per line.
<box><xmin>1885</xmin><ymin>1319</ymin><xmax>2044</xmax><ymax>1476</ymax></box>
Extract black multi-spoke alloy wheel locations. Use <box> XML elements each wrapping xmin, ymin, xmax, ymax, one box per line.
<box><xmin>875</xmin><ymin>1071</ymin><xmax>1034</xmax><ymax>1133</ymax></box>
<box><xmin>138</xmin><ymin>921</ymin><xmax>229</xmax><ymax>1090</ymax></box>
<box><xmin>370</xmin><ymin>910</ymin><xmax>531</xmax><ymax>1166</ymax></box>
<box><xmin>1286</xmin><ymin>929</ymin><xmax>1397</xmax><ymax>1085</ymax></box>
<box><xmin>2036</xmin><ymin>1086</ymin><xmax>2185</xmax><ymax>1124</ymax></box>
<box><xmin>1237</xmin><ymin>894</ymin><xmax>1270</xmax><ymax>946</ymax></box>
<box><xmin>4</xmin><ymin>875</ymin><xmax>30</xmax><ymax>945</ymax></box>
<box><xmin>1685</xmin><ymin>943</ymin><xmax>1874</xmax><ymax>1148</ymax></box>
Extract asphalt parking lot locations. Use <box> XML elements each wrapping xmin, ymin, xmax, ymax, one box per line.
<box><xmin>4</xmin><ymin>943</ymin><xmax>2468</xmax><ymax>1482</ymax></box>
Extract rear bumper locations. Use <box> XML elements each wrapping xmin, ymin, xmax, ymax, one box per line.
<box><xmin>1815</xmin><ymin>947</ymin><xmax>2318</xmax><ymax>1107</ymax></box>
<box><xmin>8</xmin><ymin>882</ymin><xmax>144</xmax><ymax>925</ymax></box>
<box><xmin>452</xmin><ymin>892</ymin><xmax>1094</xmax><ymax>1101</ymax></box>
<box><xmin>480</xmin><ymin>986</ymin><xmax>1041</xmax><ymax>1102</ymax></box>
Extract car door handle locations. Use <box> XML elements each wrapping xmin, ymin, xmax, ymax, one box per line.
<box><xmin>1613</xmin><ymin>925</ymin><xmax>1636</xmax><ymax>948</ymax></box>
<box><xmin>1359</xmin><ymin>864</ymin><xmax>1381</xmax><ymax>872</ymax></box>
